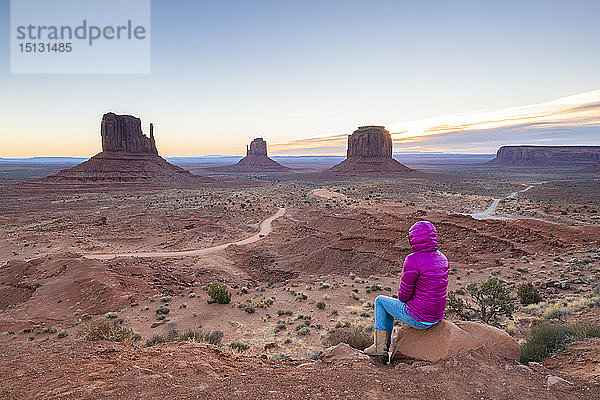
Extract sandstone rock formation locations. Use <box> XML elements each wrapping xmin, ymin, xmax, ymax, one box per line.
<box><xmin>45</xmin><ymin>113</ymin><xmax>211</xmax><ymax>186</ymax></box>
<box><xmin>246</xmin><ymin>137</ymin><xmax>268</xmax><ymax>157</ymax></box>
<box><xmin>488</xmin><ymin>145</ymin><xmax>600</xmax><ymax>167</ymax></box>
<box><xmin>329</xmin><ymin>126</ymin><xmax>413</xmax><ymax>174</ymax></box>
<box><xmin>346</xmin><ymin>125</ymin><xmax>393</xmax><ymax>158</ymax></box>
<box><xmin>212</xmin><ymin>138</ymin><xmax>289</xmax><ymax>172</ymax></box>
<box><xmin>101</xmin><ymin>113</ymin><xmax>158</xmax><ymax>154</ymax></box>
<box><xmin>389</xmin><ymin>319</ymin><xmax>520</xmax><ymax>363</ymax></box>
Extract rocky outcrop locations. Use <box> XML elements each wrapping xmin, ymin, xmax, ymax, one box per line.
<box><xmin>488</xmin><ymin>146</ymin><xmax>600</xmax><ymax>167</ymax></box>
<box><xmin>329</xmin><ymin>126</ymin><xmax>413</xmax><ymax>174</ymax></box>
<box><xmin>101</xmin><ymin>113</ymin><xmax>158</xmax><ymax>154</ymax></box>
<box><xmin>44</xmin><ymin>113</ymin><xmax>212</xmax><ymax>186</ymax></box>
<box><xmin>389</xmin><ymin>319</ymin><xmax>520</xmax><ymax>363</ymax></box>
<box><xmin>211</xmin><ymin>138</ymin><xmax>289</xmax><ymax>172</ymax></box>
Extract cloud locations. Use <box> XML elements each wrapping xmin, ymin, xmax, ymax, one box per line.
<box><xmin>270</xmin><ymin>89</ymin><xmax>600</xmax><ymax>154</ymax></box>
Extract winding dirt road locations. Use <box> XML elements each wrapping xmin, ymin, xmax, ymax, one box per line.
<box><xmin>85</xmin><ymin>207</ymin><xmax>286</xmax><ymax>260</ymax></box>
<box><xmin>470</xmin><ymin>183</ymin><xmax>543</xmax><ymax>219</ymax></box>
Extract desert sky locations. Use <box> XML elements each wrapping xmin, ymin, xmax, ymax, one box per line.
<box><xmin>0</xmin><ymin>0</ymin><xmax>599</xmax><ymax>157</ymax></box>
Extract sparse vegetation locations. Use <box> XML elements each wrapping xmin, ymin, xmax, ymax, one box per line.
<box><xmin>295</xmin><ymin>292</ymin><xmax>307</xmax><ymax>301</ymax></box>
<box><xmin>229</xmin><ymin>342</ymin><xmax>250</xmax><ymax>352</ymax></box>
<box><xmin>145</xmin><ymin>328</ymin><xmax>223</xmax><ymax>347</ymax></box>
<box><xmin>323</xmin><ymin>325</ymin><xmax>373</xmax><ymax>350</ymax></box>
<box><xmin>520</xmin><ymin>322</ymin><xmax>600</xmax><ymax>364</ymax></box>
<box><xmin>78</xmin><ymin>318</ymin><xmax>135</xmax><ymax>342</ymax></box>
<box><xmin>207</xmin><ymin>282</ymin><xmax>231</xmax><ymax>304</ymax></box>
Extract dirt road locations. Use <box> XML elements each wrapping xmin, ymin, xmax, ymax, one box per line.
<box><xmin>85</xmin><ymin>207</ymin><xmax>286</xmax><ymax>260</ymax></box>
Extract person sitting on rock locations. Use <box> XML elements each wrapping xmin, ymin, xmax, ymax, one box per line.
<box><xmin>364</xmin><ymin>221</ymin><xmax>449</xmax><ymax>356</ymax></box>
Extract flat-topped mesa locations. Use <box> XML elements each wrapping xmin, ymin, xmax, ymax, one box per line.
<box><xmin>347</xmin><ymin>126</ymin><xmax>393</xmax><ymax>159</ymax></box>
<box><xmin>489</xmin><ymin>145</ymin><xmax>600</xmax><ymax>167</ymax></box>
<box><xmin>329</xmin><ymin>125</ymin><xmax>413</xmax><ymax>174</ymax></box>
<box><xmin>101</xmin><ymin>112</ymin><xmax>158</xmax><ymax>154</ymax></box>
<box><xmin>247</xmin><ymin>138</ymin><xmax>268</xmax><ymax>157</ymax></box>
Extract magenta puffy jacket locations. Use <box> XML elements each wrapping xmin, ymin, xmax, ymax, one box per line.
<box><xmin>398</xmin><ymin>221</ymin><xmax>449</xmax><ymax>322</ymax></box>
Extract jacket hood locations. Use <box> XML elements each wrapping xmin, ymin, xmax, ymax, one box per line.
<box><xmin>409</xmin><ymin>221</ymin><xmax>439</xmax><ymax>252</ymax></box>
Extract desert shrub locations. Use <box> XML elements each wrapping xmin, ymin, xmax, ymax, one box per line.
<box><xmin>230</xmin><ymin>342</ymin><xmax>250</xmax><ymax>352</ymax></box>
<box><xmin>316</xmin><ymin>301</ymin><xmax>326</xmax><ymax>309</ymax></box>
<box><xmin>145</xmin><ymin>331</ymin><xmax>178</xmax><ymax>347</ymax></box>
<box><xmin>323</xmin><ymin>325</ymin><xmax>373</xmax><ymax>350</ymax></box>
<box><xmin>105</xmin><ymin>311</ymin><xmax>119</xmax><ymax>319</ymax></box>
<box><xmin>542</xmin><ymin>306</ymin><xmax>564</xmax><ymax>320</ymax></box>
<box><xmin>517</xmin><ymin>283</ymin><xmax>542</xmax><ymax>306</ymax></box>
<box><xmin>207</xmin><ymin>282</ymin><xmax>231</xmax><ymax>304</ymax></box>
<box><xmin>446</xmin><ymin>291</ymin><xmax>466</xmax><ymax>316</ymax></box>
<box><xmin>78</xmin><ymin>318</ymin><xmax>134</xmax><ymax>342</ymax></box>
<box><xmin>204</xmin><ymin>330</ymin><xmax>224</xmax><ymax>345</ymax></box>
<box><xmin>145</xmin><ymin>329</ymin><xmax>223</xmax><ymax>347</ymax></box>
<box><xmin>296</xmin><ymin>327</ymin><xmax>311</xmax><ymax>336</ymax></box>
<box><xmin>520</xmin><ymin>322</ymin><xmax>600</xmax><ymax>364</ymax></box>
<box><xmin>446</xmin><ymin>278</ymin><xmax>515</xmax><ymax>326</ymax></box>
<box><xmin>295</xmin><ymin>292</ymin><xmax>307</xmax><ymax>301</ymax></box>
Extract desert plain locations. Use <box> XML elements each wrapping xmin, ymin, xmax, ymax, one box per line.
<box><xmin>1</xmin><ymin>149</ymin><xmax>600</xmax><ymax>399</ymax></box>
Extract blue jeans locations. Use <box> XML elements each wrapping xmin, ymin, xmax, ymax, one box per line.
<box><xmin>374</xmin><ymin>295</ymin><xmax>436</xmax><ymax>337</ymax></box>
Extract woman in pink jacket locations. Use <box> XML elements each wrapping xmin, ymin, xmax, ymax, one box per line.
<box><xmin>364</xmin><ymin>221</ymin><xmax>449</xmax><ymax>356</ymax></box>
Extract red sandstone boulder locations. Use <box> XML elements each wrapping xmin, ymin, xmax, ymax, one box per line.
<box><xmin>389</xmin><ymin>320</ymin><xmax>520</xmax><ymax>363</ymax></box>
<box><xmin>319</xmin><ymin>343</ymin><xmax>371</xmax><ymax>364</ymax></box>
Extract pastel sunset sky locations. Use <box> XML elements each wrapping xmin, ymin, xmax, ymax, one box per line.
<box><xmin>1</xmin><ymin>0</ymin><xmax>599</xmax><ymax>157</ymax></box>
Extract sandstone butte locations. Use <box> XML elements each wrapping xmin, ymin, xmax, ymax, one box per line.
<box><xmin>328</xmin><ymin>126</ymin><xmax>413</xmax><ymax>175</ymax></box>
<box><xmin>44</xmin><ymin>113</ymin><xmax>212</xmax><ymax>186</ymax></box>
<box><xmin>212</xmin><ymin>137</ymin><xmax>290</xmax><ymax>172</ymax></box>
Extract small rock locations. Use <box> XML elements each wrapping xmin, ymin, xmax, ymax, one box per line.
<box><xmin>416</xmin><ymin>365</ymin><xmax>441</xmax><ymax>373</ymax></box>
<box><xmin>547</xmin><ymin>375</ymin><xmax>573</xmax><ymax>387</ymax></box>
<box><xmin>319</xmin><ymin>343</ymin><xmax>371</xmax><ymax>364</ymax></box>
